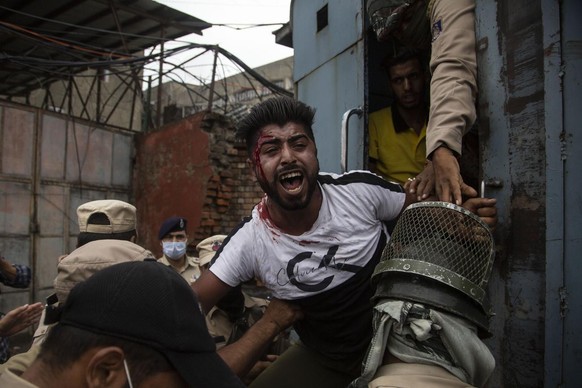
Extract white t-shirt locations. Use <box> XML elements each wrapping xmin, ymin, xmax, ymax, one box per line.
<box><xmin>210</xmin><ymin>171</ymin><xmax>405</xmax><ymax>362</ymax></box>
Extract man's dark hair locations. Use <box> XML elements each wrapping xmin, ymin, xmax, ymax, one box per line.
<box><xmin>381</xmin><ymin>48</ymin><xmax>426</xmax><ymax>74</ymax></box>
<box><xmin>76</xmin><ymin>212</ymin><xmax>136</xmax><ymax>248</ymax></box>
<box><xmin>236</xmin><ymin>96</ymin><xmax>316</xmax><ymax>157</ymax></box>
<box><xmin>39</xmin><ymin>324</ymin><xmax>173</xmax><ymax>384</ymax></box>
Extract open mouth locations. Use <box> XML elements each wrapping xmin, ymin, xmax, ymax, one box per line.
<box><xmin>279</xmin><ymin>171</ymin><xmax>304</xmax><ymax>193</ymax></box>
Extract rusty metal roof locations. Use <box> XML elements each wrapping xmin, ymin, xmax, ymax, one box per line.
<box><xmin>0</xmin><ymin>0</ymin><xmax>211</xmax><ymax>97</ymax></box>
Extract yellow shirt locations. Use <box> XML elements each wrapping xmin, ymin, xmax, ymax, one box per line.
<box><xmin>368</xmin><ymin>106</ymin><xmax>427</xmax><ymax>184</ymax></box>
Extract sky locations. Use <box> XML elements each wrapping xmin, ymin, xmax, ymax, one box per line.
<box><xmin>150</xmin><ymin>0</ymin><xmax>293</xmax><ymax>84</ymax></box>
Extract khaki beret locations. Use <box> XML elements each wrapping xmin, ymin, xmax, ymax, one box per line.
<box><xmin>196</xmin><ymin>235</ymin><xmax>227</xmax><ymax>267</ymax></box>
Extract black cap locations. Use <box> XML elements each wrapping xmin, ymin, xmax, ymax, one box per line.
<box><xmin>158</xmin><ymin>216</ymin><xmax>187</xmax><ymax>240</ymax></box>
<box><xmin>54</xmin><ymin>260</ymin><xmax>245</xmax><ymax>388</ymax></box>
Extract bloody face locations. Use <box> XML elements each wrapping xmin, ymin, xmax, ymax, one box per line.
<box><xmin>251</xmin><ymin>122</ymin><xmax>319</xmax><ymax>211</ymax></box>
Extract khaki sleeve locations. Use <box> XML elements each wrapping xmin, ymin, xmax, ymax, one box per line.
<box><xmin>427</xmin><ymin>0</ymin><xmax>478</xmax><ymax>157</ymax></box>
<box><xmin>0</xmin><ymin>343</ymin><xmax>41</xmax><ymax>376</ymax></box>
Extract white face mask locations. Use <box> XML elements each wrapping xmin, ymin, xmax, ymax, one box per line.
<box><xmin>162</xmin><ymin>241</ymin><xmax>187</xmax><ymax>260</ymax></box>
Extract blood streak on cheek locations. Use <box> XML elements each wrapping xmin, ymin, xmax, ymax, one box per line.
<box><xmin>253</xmin><ymin>135</ymin><xmax>272</xmax><ymax>182</ymax></box>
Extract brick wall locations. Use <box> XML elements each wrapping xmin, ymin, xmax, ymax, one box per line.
<box><xmin>134</xmin><ymin>111</ymin><xmax>264</xmax><ymax>256</ymax></box>
<box><xmin>193</xmin><ymin>112</ymin><xmax>264</xmax><ymax>245</ymax></box>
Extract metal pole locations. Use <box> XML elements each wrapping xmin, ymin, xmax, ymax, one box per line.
<box><xmin>207</xmin><ymin>46</ymin><xmax>219</xmax><ymax>112</ymax></box>
<box><xmin>156</xmin><ymin>28</ymin><xmax>165</xmax><ymax>128</ymax></box>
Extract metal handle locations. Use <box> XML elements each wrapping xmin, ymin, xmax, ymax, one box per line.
<box><xmin>480</xmin><ymin>179</ymin><xmax>503</xmax><ymax>197</ymax></box>
<box><xmin>341</xmin><ymin>107</ymin><xmax>363</xmax><ymax>173</ymax></box>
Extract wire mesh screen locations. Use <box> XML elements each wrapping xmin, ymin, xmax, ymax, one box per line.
<box><xmin>374</xmin><ymin>201</ymin><xmax>495</xmax><ymax>305</ymax></box>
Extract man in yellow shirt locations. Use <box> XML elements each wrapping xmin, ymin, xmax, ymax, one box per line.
<box><xmin>368</xmin><ymin>49</ymin><xmax>428</xmax><ymax>184</ymax></box>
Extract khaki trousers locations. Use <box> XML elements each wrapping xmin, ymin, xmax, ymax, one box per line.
<box><xmin>369</xmin><ymin>363</ymin><xmax>475</xmax><ymax>388</ymax></box>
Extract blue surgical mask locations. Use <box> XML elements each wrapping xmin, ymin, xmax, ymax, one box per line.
<box><xmin>163</xmin><ymin>241</ymin><xmax>187</xmax><ymax>260</ymax></box>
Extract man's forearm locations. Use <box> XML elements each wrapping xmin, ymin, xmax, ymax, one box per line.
<box><xmin>217</xmin><ymin>316</ymin><xmax>283</xmax><ymax>377</ymax></box>
<box><xmin>426</xmin><ymin>0</ymin><xmax>477</xmax><ymax>157</ymax></box>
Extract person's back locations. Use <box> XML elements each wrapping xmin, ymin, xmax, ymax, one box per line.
<box><xmin>0</xmin><ymin>199</ymin><xmax>148</xmax><ymax>375</ymax></box>
<box><xmin>0</xmin><ymin>239</ymin><xmax>154</xmax><ymax>376</ymax></box>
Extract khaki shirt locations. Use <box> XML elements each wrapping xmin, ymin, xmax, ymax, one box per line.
<box><xmin>0</xmin><ymin>308</ymin><xmax>49</xmax><ymax>376</ymax></box>
<box><xmin>206</xmin><ymin>293</ymin><xmax>269</xmax><ymax>349</ymax></box>
<box><xmin>426</xmin><ymin>0</ymin><xmax>478</xmax><ymax>157</ymax></box>
<box><xmin>157</xmin><ymin>255</ymin><xmax>201</xmax><ymax>284</ymax></box>
<box><xmin>370</xmin><ymin>363</ymin><xmax>474</xmax><ymax>388</ymax></box>
<box><xmin>0</xmin><ymin>344</ymin><xmax>41</xmax><ymax>377</ymax></box>
<box><xmin>0</xmin><ymin>368</ymin><xmax>38</xmax><ymax>387</ymax></box>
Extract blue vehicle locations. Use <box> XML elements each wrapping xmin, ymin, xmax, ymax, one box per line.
<box><xmin>277</xmin><ymin>1</ymin><xmax>582</xmax><ymax>386</ymax></box>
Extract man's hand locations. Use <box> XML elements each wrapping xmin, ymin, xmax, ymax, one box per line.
<box><xmin>405</xmin><ymin>160</ymin><xmax>435</xmax><ymax>201</ymax></box>
<box><xmin>0</xmin><ymin>302</ymin><xmax>43</xmax><ymax>337</ymax></box>
<box><xmin>217</xmin><ymin>298</ymin><xmax>302</xmax><ymax>378</ymax></box>
<box><xmin>462</xmin><ymin>197</ymin><xmax>497</xmax><ymax>229</ymax></box>
<box><xmin>0</xmin><ymin>256</ymin><xmax>17</xmax><ymax>281</ymax></box>
<box><xmin>432</xmin><ymin>147</ymin><xmax>477</xmax><ymax>205</ymax></box>
<box><xmin>243</xmin><ymin>354</ymin><xmax>278</xmax><ymax>385</ymax></box>
<box><xmin>262</xmin><ymin>298</ymin><xmax>303</xmax><ymax>334</ymax></box>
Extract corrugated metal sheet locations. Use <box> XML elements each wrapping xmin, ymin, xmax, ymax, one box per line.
<box><xmin>0</xmin><ymin>102</ymin><xmax>134</xmax><ymax>312</ymax></box>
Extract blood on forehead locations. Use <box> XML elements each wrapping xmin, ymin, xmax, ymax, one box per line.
<box><xmin>251</xmin><ymin>125</ymin><xmax>311</xmax><ymax>179</ymax></box>
<box><xmin>252</xmin><ymin>133</ymin><xmax>274</xmax><ymax>181</ymax></box>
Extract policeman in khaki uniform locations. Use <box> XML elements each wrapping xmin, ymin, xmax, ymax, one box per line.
<box><xmin>367</xmin><ymin>0</ymin><xmax>481</xmax><ymax>204</ymax></box>
<box><xmin>0</xmin><ymin>199</ymin><xmax>153</xmax><ymax>377</ymax></box>
<box><xmin>157</xmin><ymin>217</ymin><xmax>201</xmax><ymax>284</ymax></box>
<box><xmin>196</xmin><ymin>235</ymin><xmax>269</xmax><ymax>349</ymax></box>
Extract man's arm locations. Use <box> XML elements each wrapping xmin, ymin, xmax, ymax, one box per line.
<box><xmin>426</xmin><ymin>0</ymin><xmax>478</xmax><ymax>204</ymax></box>
<box><xmin>0</xmin><ymin>256</ymin><xmax>32</xmax><ymax>288</ymax></box>
<box><xmin>0</xmin><ymin>303</ymin><xmax>43</xmax><ymax>338</ymax></box>
<box><xmin>192</xmin><ymin>270</ymin><xmax>303</xmax><ymax>377</ymax></box>
<box><xmin>217</xmin><ymin>298</ymin><xmax>302</xmax><ymax>377</ymax></box>
<box><xmin>191</xmin><ymin>269</ymin><xmax>232</xmax><ymax>314</ymax></box>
